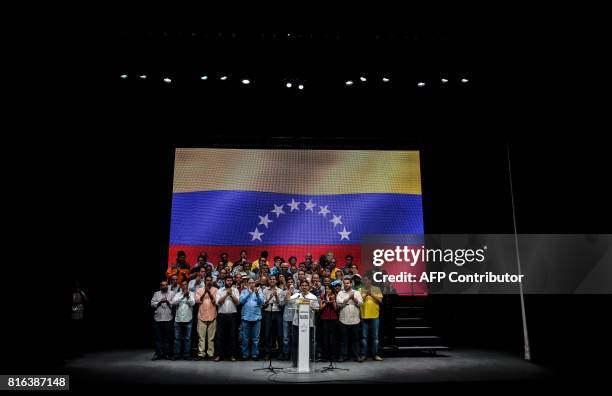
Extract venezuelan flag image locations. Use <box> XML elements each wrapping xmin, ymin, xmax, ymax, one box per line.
<box><xmin>169</xmin><ymin>148</ymin><xmax>424</xmax><ymax>288</ymax></box>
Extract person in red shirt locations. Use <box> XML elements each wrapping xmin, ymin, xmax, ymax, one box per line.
<box><xmin>319</xmin><ymin>284</ymin><xmax>340</xmax><ymax>362</ymax></box>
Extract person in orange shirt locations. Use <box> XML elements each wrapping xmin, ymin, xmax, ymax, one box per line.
<box><xmin>195</xmin><ymin>275</ymin><xmax>218</xmax><ymax>360</ymax></box>
<box><xmin>167</xmin><ymin>251</ymin><xmax>191</xmax><ymax>284</ymax></box>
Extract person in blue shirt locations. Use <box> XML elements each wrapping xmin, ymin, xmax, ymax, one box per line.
<box><xmin>239</xmin><ymin>278</ymin><xmax>264</xmax><ymax>360</ymax></box>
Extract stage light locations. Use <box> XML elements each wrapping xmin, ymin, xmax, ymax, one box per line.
<box><xmin>345</xmin><ymin>80</ymin><xmax>354</xmax><ymax>86</ymax></box>
<box><xmin>382</xmin><ymin>77</ymin><xmax>390</xmax><ymax>82</ymax></box>
<box><xmin>286</xmin><ymin>82</ymin><xmax>292</xmax><ymax>88</ymax></box>
<box><xmin>241</xmin><ymin>79</ymin><xmax>250</xmax><ymax>85</ymax></box>
<box><xmin>461</xmin><ymin>78</ymin><xmax>469</xmax><ymax>83</ymax></box>
<box><xmin>298</xmin><ymin>84</ymin><xmax>304</xmax><ymax>90</ymax></box>
<box><xmin>120</xmin><ymin>74</ymin><xmax>128</xmax><ymax>79</ymax></box>
<box><xmin>441</xmin><ymin>78</ymin><xmax>448</xmax><ymax>83</ymax></box>
<box><xmin>360</xmin><ymin>76</ymin><xmax>367</xmax><ymax>82</ymax></box>
<box><xmin>220</xmin><ymin>76</ymin><xmax>228</xmax><ymax>81</ymax></box>
<box><xmin>417</xmin><ymin>82</ymin><xmax>425</xmax><ymax>87</ymax></box>
<box><xmin>139</xmin><ymin>75</ymin><xmax>147</xmax><ymax>79</ymax></box>
<box><xmin>200</xmin><ymin>75</ymin><xmax>208</xmax><ymax>80</ymax></box>
<box><xmin>163</xmin><ymin>77</ymin><xmax>172</xmax><ymax>83</ymax></box>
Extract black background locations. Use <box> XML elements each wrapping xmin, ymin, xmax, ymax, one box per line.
<box><xmin>12</xmin><ymin>2</ymin><xmax>611</xmax><ymax>390</ymax></box>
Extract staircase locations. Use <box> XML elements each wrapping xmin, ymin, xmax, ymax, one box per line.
<box><xmin>381</xmin><ymin>295</ymin><xmax>448</xmax><ymax>356</ymax></box>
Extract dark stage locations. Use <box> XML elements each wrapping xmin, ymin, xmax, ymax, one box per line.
<box><xmin>65</xmin><ymin>349</ymin><xmax>550</xmax><ymax>385</ymax></box>
<box><xmin>9</xmin><ymin>4</ymin><xmax>610</xmax><ymax>392</ymax></box>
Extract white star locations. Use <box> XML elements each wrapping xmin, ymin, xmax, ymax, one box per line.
<box><xmin>338</xmin><ymin>227</ymin><xmax>352</xmax><ymax>241</ymax></box>
<box><xmin>330</xmin><ymin>215</ymin><xmax>343</xmax><ymax>227</ymax></box>
<box><xmin>318</xmin><ymin>205</ymin><xmax>330</xmax><ymax>217</ymax></box>
<box><xmin>304</xmin><ymin>200</ymin><xmax>316</xmax><ymax>211</ymax></box>
<box><xmin>258</xmin><ymin>214</ymin><xmax>273</xmax><ymax>228</ymax></box>
<box><xmin>249</xmin><ymin>227</ymin><xmax>264</xmax><ymax>242</ymax></box>
<box><xmin>287</xmin><ymin>199</ymin><xmax>301</xmax><ymax>212</ymax></box>
<box><xmin>271</xmin><ymin>204</ymin><xmax>286</xmax><ymax>217</ymax></box>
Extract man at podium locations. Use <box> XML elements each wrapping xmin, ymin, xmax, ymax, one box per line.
<box><xmin>287</xmin><ymin>279</ymin><xmax>320</xmax><ymax>368</ymax></box>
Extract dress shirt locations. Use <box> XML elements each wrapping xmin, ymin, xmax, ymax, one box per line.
<box><xmin>171</xmin><ymin>290</ymin><xmax>195</xmax><ymax>322</ymax></box>
<box><xmin>336</xmin><ymin>288</ymin><xmax>363</xmax><ymax>325</ymax></box>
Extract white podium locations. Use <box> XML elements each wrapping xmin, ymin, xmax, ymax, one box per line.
<box><xmin>297</xmin><ymin>303</ymin><xmax>311</xmax><ymax>372</ymax></box>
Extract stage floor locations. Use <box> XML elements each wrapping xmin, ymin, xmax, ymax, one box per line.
<box><xmin>64</xmin><ymin>349</ymin><xmax>551</xmax><ymax>385</ymax></box>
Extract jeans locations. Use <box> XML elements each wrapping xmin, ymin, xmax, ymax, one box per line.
<box><xmin>320</xmin><ymin>319</ymin><xmax>338</xmax><ymax>360</ymax></box>
<box><xmin>241</xmin><ymin>320</ymin><xmax>261</xmax><ymax>358</ymax></box>
<box><xmin>263</xmin><ymin>311</ymin><xmax>283</xmax><ymax>354</ymax></box>
<box><xmin>216</xmin><ymin>313</ymin><xmax>237</xmax><ymax>359</ymax></box>
<box><xmin>339</xmin><ymin>322</ymin><xmax>360</xmax><ymax>359</ymax></box>
<box><xmin>154</xmin><ymin>320</ymin><xmax>173</xmax><ymax>357</ymax></box>
<box><xmin>283</xmin><ymin>321</ymin><xmax>292</xmax><ymax>355</ymax></box>
<box><xmin>174</xmin><ymin>321</ymin><xmax>192</xmax><ymax>357</ymax></box>
<box><xmin>361</xmin><ymin>318</ymin><xmax>380</xmax><ymax>357</ymax></box>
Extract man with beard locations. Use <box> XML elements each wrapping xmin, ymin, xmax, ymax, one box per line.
<box><xmin>216</xmin><ymin>268</ymin><xmax>229</xmax><ymax>289</ymax></box>
<box><xmin>150</xmin><ymin>280</ymin><xmax>174</xmax><ymax>360</ymax></box>
<box><xmin>337</xmin><ymin>278</ymin><xmax>364</xmax><ymax>362</ymax></box>
<box><xmin>214</xmin><ymin>276</ymin><xmax>240</xmax><ymax>361</ymax></box>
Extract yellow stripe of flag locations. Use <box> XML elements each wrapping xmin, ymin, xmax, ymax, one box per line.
<box><xmin>173</xmin><ymin>148</ymin><xmax>421</xmax><ymax>195</ymax></box>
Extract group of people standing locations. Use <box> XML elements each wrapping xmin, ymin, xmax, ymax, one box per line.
<box><xmin>151</xmin><ymin>250</ymin><xmax>387</xmax><ymax>366</ymax></box>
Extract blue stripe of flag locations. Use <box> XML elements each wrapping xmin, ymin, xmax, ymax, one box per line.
<box><xmin>170</xmin><ymin>190</ymin><xmax>423</xmax><ymax>246</ymax></box>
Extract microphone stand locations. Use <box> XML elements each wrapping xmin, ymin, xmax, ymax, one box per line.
<box><xmin>321</xmin><ymin>296</ymin><xmax>348</xmax><ymax>373</ymax></box>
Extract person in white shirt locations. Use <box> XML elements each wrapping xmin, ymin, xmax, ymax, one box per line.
<box><xmin>150</xmin><ymin>280</ymin><xmax>175</xmax><ymax>360</ymax></box>
<box><xmin>170</xmin><ymin>280</ymin><xmax>195</xmax><ymax>360</ymax></box>
<box><xmin>336</xmin><ymin>278</ymin><xmax>364</xmax><ymax>362</ymax></box>
<box><xmin>262</xmin><ymin>275</ymin><xmax>285</xmax><ymax>360</ymax></box>
<box><xmin>287</xmin><ymin>279</ymin><xmax>320</xmax><ymax>367</ymax></box>
<box><xmin>214</xmin><ymin>277</ymin><xmax>240</xmax><ymax>361</ymax></box>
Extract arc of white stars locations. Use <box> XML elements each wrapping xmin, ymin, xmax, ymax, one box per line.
<box><xmin>318</xmin><ymin>205</ymin><xmax>330</xmax><ymax>217</ymax></box>
<box><xmin>271</xmin><ymin>204</ymin><xmax>286</xmax><ymax>217</ymax></box>
<box><xmin>249</xmin><ymin>227</ymin><xmax>264</xmax><ymax>241</ymax></box>
<box><xmin>304</xmin><ymin>200</ymin><xmax>316</xmax><ymax>211</ymax></box>
<box><xmin>287</xmin><ymin>198</ymin><xmax>301</xmax><ymax>211</ymax></box>
<box><xmin>330</xmin><ymin>214</ymin><xmax>342</xmax><ymax>227</ymax></box>
<box><xmin>338</xmin><ymin>227</ymin><xmax>351</xmax><ymax>241</ymax></box>
<box><xmin>258</xmin><ymin>214</ymin><xmax>273</xmax><ymax>228</ymax></box>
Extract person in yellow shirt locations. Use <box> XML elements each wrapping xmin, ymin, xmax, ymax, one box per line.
<box><xmin>359</xmin><ymin>275</ymin><xmax>384</xmax><ymax>361</ymax></box>
<box><xmin>251</xmin><ymin>250</ymin><xmax>269</xmax><ymax>272</ymax></box>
